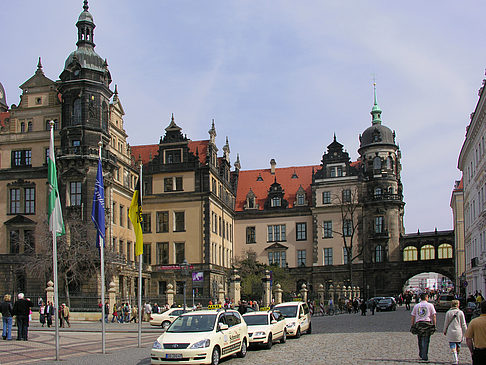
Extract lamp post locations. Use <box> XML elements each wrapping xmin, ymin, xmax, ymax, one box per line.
<box><xmin>181</xmin><ymin>259</ymin><xmax>189</xmax><ymax>311</ymax></box>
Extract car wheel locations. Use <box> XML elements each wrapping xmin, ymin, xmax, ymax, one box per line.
<box><xmin>265</xmin><ymin>334</ymin><xmax>273</xmax><ymax>350</ymax></box>
<box><xmin>162</xmin><ymin>321</ymin><xmax>171</xmax><ymax>329</ymax></box>
<box><xmin>280</xmin><ymin>329</ymin><xmax>287</xmax><ymax>344</ymax></box>
<box><xmin>211</xmin><ymin>346</ymin><xmax>220</xmax><ymax>365</ymax></box>
<box><xmin>237</xmin><ymin>339</ymin><xmax>247</xmax><ymax>358</ymax></box>
<box><xmin>295</xmin><ymin>327</ymin><xmax>301</xmax><ymax>338</ymax></box>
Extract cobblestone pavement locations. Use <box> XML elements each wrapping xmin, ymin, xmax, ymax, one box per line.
<box><xmin>0</xmin><ymin>306</ymin><xmax>474</xmax><ymax>365</ymax></box>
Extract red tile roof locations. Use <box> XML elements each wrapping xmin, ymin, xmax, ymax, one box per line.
<box><xmin>130</xmin><ymin>140</ymin><xmax>208</xmax><ymax>166</ymax></box>
<box><xmin>131</xmin><ymin>144</ymin><xmax>158</xmax><ymax>165</ymax></box>
<box><xmin>235</xmin><ymin>165</ymin><xmax>320</xmax><ymax>211</ymax></box>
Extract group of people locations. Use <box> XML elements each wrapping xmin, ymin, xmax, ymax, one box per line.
<box><xmin>1</xmin><ymin>293</ymin><xmax>33</xmax><ymax>341</ymax></box>
<box><xmin>110</xmin><ymin>302</ymin><xmax>137</xmax><ymax>323</ymax></box>
<box><xmin>410</xmin><ymin>292</ymin><xmax>486</xmax><ymax>364</ymax></box>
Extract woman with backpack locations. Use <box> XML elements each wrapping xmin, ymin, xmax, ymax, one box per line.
<box><xmin>443</xmin><ymin>299</ymin><xmax>467</xmax><ymax>365</ymax></box>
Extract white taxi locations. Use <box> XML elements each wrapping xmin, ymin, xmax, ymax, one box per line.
<box><xmin>149</xmin><ymin>308</ymin><xmax>191</xmax><ymax>328</ymax></box>
<box><xmin>242</xmin><ymin>310</ymin><xmax>287</xmax><ymax>349</ymax></box>
<box><xmin>151</xmin><ymin>309</ymin><xmax>248</xmax><ymax>365</ymax></box>
<box><xmin>273</xmin><ymin>301</ymin><xmax>311</xmax><ymax>338</ymax></box>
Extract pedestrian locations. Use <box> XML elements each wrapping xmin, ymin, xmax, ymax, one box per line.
<box><xmin>58</xmin><ymin>304</ymin><xmax>64</xmax><ymax>327</ymax></box>
<box><xmin>405</xmin><ymin>293</ymin><xmax>412</xmax><ymax>311</ymax></box>
<box><xmin>12</xmin><ymin>293</ymin><xmax>32</xmax><ymax>341</ymax></box>
<box><xmin>465</xmin><ymin>301</ymin><xmax>486</xmax><ymax>365</ymax></box>
<box><xmin>112</xmin><ymin>303</ymin><xmax>117</xmax><ymax>323</ymax></box>
<box><xmin>359</xmin><ymin>299</ymin><xmax>367</xmax><ymax>316</ymax></box>
<box><xmin>1</xmin><ymin>294</ymin><xmax>13</xmax><ymax>340</ymax></box>
<box><xmin>39</xmin><ymin>302</ymin><xmax>46</xmax><ymax>327</ymax></box>
<box><xmin>443</xmin><ymin>299</ymin><xmax>467</xmax><ymax>365</ymax></box>
<box><xmin>410</xmin><ymin>292</ymin><xmax>436</xmax><ymax>362</ymax></box>
<box><xmin>370</xmin><ymin>299</ymin><xmax>376</xmax><ymax>315</ymax></box>
<box><xmin>46</xmin><ymin>301</ymin><xmax>53</xmax><ymax>327</ymax></box>
<box><xmin>62</xmin><ymin>303</ymin><xmax>70</xmax><ymax>327</ymax></box>
<box><xmin>130</xmin><ymin>305</ymin><xmax>138</xmax><ymax>323</ymax></box>
<box><xmin>104</xmin><ymin>301</ymin><xmax>109</xmax><ymax>323</ymax></box>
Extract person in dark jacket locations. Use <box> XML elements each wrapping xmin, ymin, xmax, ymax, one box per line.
<box><xmin>12</xmin><ymin>293</ymin><xmax>32</xmax><ymax>341</ymax></box>
<box><xmin>1</xmin><ymin>294</ymin><xmax>14</xmax><ymax>340</ymax></box>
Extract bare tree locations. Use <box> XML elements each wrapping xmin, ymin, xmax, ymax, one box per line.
<box><xmin>318</xmin><ymin>187</ymin><xmax>363</xmax><ymax>293</ymax></box>
<box><xmin>21</xmin><ymin>213</ymin><xmax>118</xmax><ymax>307</ymax></box>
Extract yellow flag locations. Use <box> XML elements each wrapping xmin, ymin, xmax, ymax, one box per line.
<box><xmin>129</xmin><ymin>179</ymin><xmax>143</xmax><ymax>256</ymax></box>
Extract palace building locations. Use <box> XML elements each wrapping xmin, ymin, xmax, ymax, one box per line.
<box><xmin>0</xmin><ymin>1</ymin><xmax>456</xmax><ymax>304</ymax></box>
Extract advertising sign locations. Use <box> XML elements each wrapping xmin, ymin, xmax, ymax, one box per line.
<box><xmin>192</xmin><ymin>271</ymin><xmax>204</xmax><ymax>282</ymax></box>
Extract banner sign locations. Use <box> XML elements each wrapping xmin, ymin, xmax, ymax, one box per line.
<box><xmin>155</xmin><ymin>264</ymin><xmax>195</xmax><ymax>271</ymax></box>
<box><xmin>192</xmin><ymin>272</ymin><xmax>204</xmax><ymax>282</ymax></box>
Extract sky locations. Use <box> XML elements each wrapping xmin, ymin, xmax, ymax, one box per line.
<box><xmin>1</xmin><ymin>0</ymin><xmax>485</xmax><ymax>234</ymax></box>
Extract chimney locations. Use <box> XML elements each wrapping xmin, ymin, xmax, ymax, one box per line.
<box><xmin>270</xmin><ymin>159</ymin><xmax>276</xmax><ymax>174</ymax></box>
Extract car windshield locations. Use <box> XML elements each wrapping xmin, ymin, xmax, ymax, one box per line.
<box><xmin>379</xmin><ymin>299</ymin><xmax>392</xmax><ymax>304</ymax></box>
<box><xmin>167</xmin><ymin>314</ymin><xmax>217</xmax><ymax>333</ymax></box>
<box><xmin>440</xmin><ymin>296</ymin><xmax>454</xmax><ymax>301</ymax></box>
<box><xmin>243</xmin><ymin>314</ymin><xmax>268</xmax><ymax>325</ymax></box>
<box><xmin>275</xmin><ymin>305</ymin><xmax>298</xmax><ymax>318</ymax></box>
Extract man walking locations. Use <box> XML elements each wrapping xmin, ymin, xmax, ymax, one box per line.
<box><xmin>411</xmin><ymin>293</ymin><xmax>436</xmax><ymax>362</ymax></box>
<box><xmin>12</xmin><ymin>293</ymin><xmax>32</xmax><ymax>341</ymax></box>
<box><xmin>466</xmin><ymin>301</ymin><xmax>486</xmax><ymax>365</ymax></box>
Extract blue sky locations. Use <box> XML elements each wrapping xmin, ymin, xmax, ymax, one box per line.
<box><xmin>1</xmin><ymin>0</ymin><xmax>485</xmax><ymax>233</ymax></box>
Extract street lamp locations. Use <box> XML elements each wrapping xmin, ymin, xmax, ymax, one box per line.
<box><xmin>180</xmin><ymin>259</ymin><xmax>189</xmax><ymax>311</ymax></box>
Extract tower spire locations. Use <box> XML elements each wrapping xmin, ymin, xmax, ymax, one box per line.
<box><xmin>371</xmin><ymin>82</ymin><xmax>382</xmax><ymax>125</ymax></box>
<box><xmin>83</xmin><ymin>0</ymin><xmax>89</xmax><ymax>11</ymax></box>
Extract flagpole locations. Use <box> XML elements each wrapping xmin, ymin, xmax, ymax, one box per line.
<box><xmin>138</xmin><ymin>163</ymin><xmax>143</xmax><ymax>347</ymax></box>
<box><xmin>50</xmin><ymin>121</ymin><xmax>60</xmax><ymax>361</ymax></box>
<box><xmin>52</xmin><ymin>230</ymin><xmax>60</xmax><ymax>360</ymax></box>
<box><xmin>98</xmin><ymin>141</ymin><xmax>106</xmax><ymax>354</ymax></box>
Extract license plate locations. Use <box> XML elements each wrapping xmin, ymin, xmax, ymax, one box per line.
<box><xmin>166</xmin><ymin>354</ymin><xmax>183</xmax><ymax>359</ymax></box>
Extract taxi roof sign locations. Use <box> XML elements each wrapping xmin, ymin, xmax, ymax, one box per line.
<box><xmin>208</xmin><ymin>304</ymin><xmax>222</xmax><ymax>310</ymax></box>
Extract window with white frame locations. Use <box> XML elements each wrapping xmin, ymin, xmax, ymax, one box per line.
<box><xmin>267</xmin><ymin>224</ymin><xmax>286</xmax><ymax>242</ymax></box>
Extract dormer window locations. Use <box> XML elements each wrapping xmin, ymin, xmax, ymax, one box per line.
<box><xmin>245</xmin><ymin>189</ymin><xmax>257</xmax><ymax>210</ymax></box>
<box><xmin>297</xmin><ymin>194</ymin><xmax>305</xmax><ymax>205</ymax></box>
<box><xmin>295</xmin><ymin>186</ymin><xmax>307</xmax><ymax>206</ymax></box>
<box><xmin>271</xmin><ymin>197</ymin><xmax>281</xmax><ymax>207</ymax></box>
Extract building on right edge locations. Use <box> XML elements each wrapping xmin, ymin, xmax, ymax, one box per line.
<box><xmin>458</xmin><ymin>75</ymin><xmax>486</xmax><ymax>297</ymax></box>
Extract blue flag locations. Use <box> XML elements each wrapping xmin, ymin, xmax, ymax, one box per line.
<box><xmin>91</xmin><ymin>158</ymin><xmax>105</xmax><ymax>248</ymax></box>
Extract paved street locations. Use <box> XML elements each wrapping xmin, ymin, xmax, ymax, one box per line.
<box><xmin>0</xmin><ymin>306</ymin><xmax>474</xmax><ymax>364</ymax></box>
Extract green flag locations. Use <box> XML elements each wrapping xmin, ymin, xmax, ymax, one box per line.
<box><xmin>48</xmin><ymin>123</ymin><xmax>65</xmax><ymax>236</ymax></box>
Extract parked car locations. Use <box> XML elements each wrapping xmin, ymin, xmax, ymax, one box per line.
<box><xmin>150</xmin><ymin>308</ymin><xmax>191</xmax><ymax>328</ymax></box>
<box><xmin>273</xmin><ymin>301</ymin><xmax>311</xmax><ymax>338</ymax></box>
<box><xmin>243</xmin><ymin>310</ymin><xmax>287</xmax><ymax>349</ymax></box>
<box><xmin>376</xmin><ymin>297</ymin><xmax>397</xmax><ymax>311</ymax></box>
<box><xmin>434</xmin><ymin>294</ymin><xmax>455</xmax><ymax>312</ymax></box>
<box><xmin>151</xmin><ymin>309</ymin><xmax>248</xmax><ymax>365</ymax></box>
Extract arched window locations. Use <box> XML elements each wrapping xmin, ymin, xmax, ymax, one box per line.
<box><xmin>438</xmin><ymin>243</ymin><xmax>453</xmax><ymax>259</ymax></box>
<box><xmin>20</xmin><ymin>122</ymin><xmax>25</xmax><ymax>133</ymax></box>
<box><xmin>420</xmin><ymin>244</ymin><xmax>435</xmax><ymax>260</ymax></box>
<box><xmin>403</xmin><ymin>246</ymin><xmax>418</xmax><ymax>261</ymax></box>
<box><xmin>73</xmin><ymin>98</ymin><xmax>81</xmax><ymax>125</ymax></box>
<box><xmin>375</xmin><ymin>245</ymin><xmax>384</xmax><ymax>262</ymax></box>
<box><xmin>102</xmin><ymin>101</ymin><xmax>108</xmax><ymax>130</ymax></box>
<box><xmin>373</xmin><ymin>156</ymin><xmax>381</xmax><ymax>170</ymax></box>
<box><xmin>374</xmin><ymin>187</ymin><xmax>382</xmax><ymax>197</ymax></box>
<box><xmin>27</xmin><ymin>122</ymin><xmax>32</xmax><ymax>132</ymax></box>
<box><xmin>386</xmin><ymin>156</ymin><xmax>393</xmax><ymax>170</ymax></box>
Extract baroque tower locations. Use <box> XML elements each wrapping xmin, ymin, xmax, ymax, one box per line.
<box><xmin>57</xmin><ymin>1</ymin><xmax>117</xmax><ymax>224</ymax></box>
<box><xmin>358</xmin><ymin>84</ymin><xmax>404</xmax><ymax>286</ymax></box>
